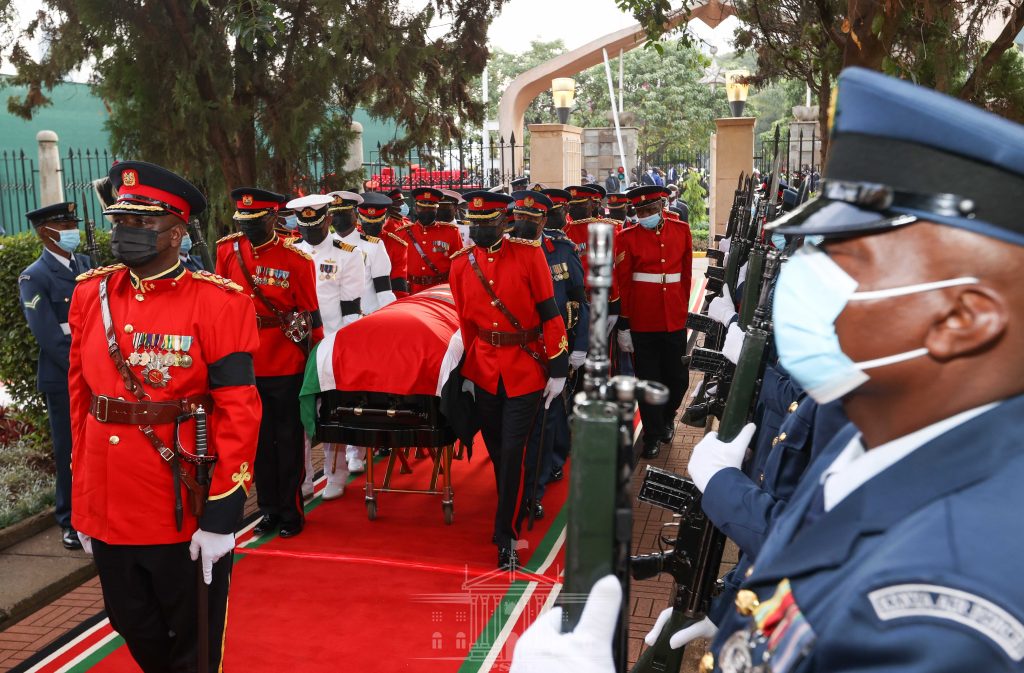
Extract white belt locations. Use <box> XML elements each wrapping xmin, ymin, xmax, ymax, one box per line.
<box><xmin>632</xmin><ymin>272</ymin><xmax>681</xmax><ymax>284</ymax></box>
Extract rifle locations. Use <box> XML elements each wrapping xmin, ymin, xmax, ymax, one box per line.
<box><xmin>83</xmin><ymin>214</ymin><xmax>101</xmax><ymax>261</ymax></box>
<box><xmin>631</xmin><ymin>250</ymin><xmax>783</xmax><ymax>673</ymax></box>
<box><xmin>189</xmin><ymin>218</ymin><xmax>215</xmax><ymax>272</ymax></box>
<box><xmin>561</xmin><ymin>222</ymin><xmax>668</xmax><ymax>672</ymax></box>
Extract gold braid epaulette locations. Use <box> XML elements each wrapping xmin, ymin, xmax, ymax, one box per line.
<box><xmin>333</xmin><ymin>239</ymin><xmax>357</xmax><ymax>253</ymax></box>
<box><xmin>192</xmin><ymin>270</ymin><xmax>244</xmax><ymax>292</ymax></box>
<box><xmin>284</xmin><ymin>237</ymin><xmax>314</xmax><ymax>261</ymax></box>
<box><xmin>75</xmin><ymin>264</ymin><xmax>126</xmax><ymax>283</ymax></box>
<box><xmin>387</xmin><ymin>231</ymin><xmax>409</xmax><ymax>247</ymax></box>
<box><xmin>450</xmin><ymin>245</ymin><xmax>474</xmax><ymax>259</ymax></box>
<box><xmin>359</xmin><ymin>233</ymin><xmax>381</xmax><ymax>244</ymax></box>
<box><xmin>508</xmin><ymin>236</ymin><xmax>542</xmax><ymax>247</ymax></box>
<box><xmin>567</xmin><ymin>217</ymin><xmax>596</xmax><ymax>227</ymax></box>
<box><xmin>217</xmin><ymin>232</ymin><xmax>244</xmax><ymax>245</ymax></box>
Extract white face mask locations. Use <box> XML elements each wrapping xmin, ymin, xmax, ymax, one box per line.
<box><xmin>773</xmin><ymin>244</ymin><xmax>979</xmax><ymax>403</ymax></box>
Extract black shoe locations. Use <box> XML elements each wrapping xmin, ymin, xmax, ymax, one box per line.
<box><xmin>62</xmin><ymin>527</ymin><xmax>82</xmax><ymax>550</ymax></box>
<box><xmin>498</xmin><ymin>548</ymin><xmax>520</xmax><ymax>570</ymax></box>
<box><xmin>279</xmin><ymin>522</ymin><xmax>304</xmax><ymax>538</ymax></box>
<box><xmin>253</xmin><ymin>515</ymin><xmax>278</xmax><ymax>536</ymax></box>
<box><xmin>662</xmin><ymin>420</ymin><xmax>676</xmax><ymax>444</ymax></box>
<box><xmin>549</xmin><ymin>466</ymin><xmax>564</xmax><ymax>482</ymax></box>
<box><xmin>642</xmin><ymin>443</ymin><xmax>661</xmax><ymax>459</ymax></box>
<box><xmin>528</xmin><ymin>499</ymin><xmax>544</xmax><ymax>520</ymax></box>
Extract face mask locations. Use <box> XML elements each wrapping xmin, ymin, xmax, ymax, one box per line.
<box><xmin>771</xmin><ymin>232</ymin><xmax>787</xmax><ymax>249</ymax></box>
<box><xmin>111</xmin><ymin>225</ymin><xmax>164</xmax><ymax>267</ymax></box>
<box><xmin>399</xmin><ymin>203</ymin><xmax>410</xmax><ymax>218</ymax></box>
<box><xmin>773</xmin><ymin>244</ymin><xmax>978</xmax><ymax>404</ymax></box>
<box><xmin>469</xmin><ymin>225</ymin><xmax>502</xmax><ymax>248</ymax></box>
<box><xmin>240</xmin><ymin>221</ymin><xmax>271</xmax><ymax>245</ymax></box>
<box><xmin>47</xmin><ymin>227</ymin><xmax>81</xmax><ymax>253</ymax></box>
<box><xmin>546</xmin><ymin>210</ymin><xmax>567</xmax><ymax>231</ymax></box>
<box><xmin>514</xmin><ymin>217</ymin><xmax>543</xmax><ymax>240</ymax></box>
<box><xmin>360</xmin><ymin>219</ymin><xmax>383</xmax><ymax>237</ymax></box>
<box><xmin>283</xmin><ymin>214</ymin><xmax>298</xmax><ymax>230</ymax></box>
<box><xmin>436</xmin><ymin>207</ymin><xmax>456</xmax><ymax>223</ymax></box>
<box><xmin>637</xmin><ymin>213</ymin><xmax>662</xmax><ymax>229</ymax></box>
<box><xmin>300</xmin><ymin>226</ymin><xmax>328</xmax><ymax>246</ymax></box>
<box><xmin>805</xmin><ymin>234</ymin><xmax>824</xmax><ymax>246</ymax></box>
<box><xmin>568</xmin><ymin>205</ymin><xmax>589</xmax><ymax>221</ymax></box>
<box><xmin>332</xmin><ymin>212</ymin><xmax>356</xmax><ymax>235</ymax></box>
<box><xmin>416</xmin><ymin>210</ymin><xmax>437</xmax><ymax>226</ymax></box>
<box><xmin>179</xmin><ymin>233</ymin><xmax>193</xmax><ymax>255</ymax></box>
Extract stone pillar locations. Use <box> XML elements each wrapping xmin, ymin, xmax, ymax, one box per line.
<box><xmin>36</xmin><ymin>130</ymin><xmax>64</xmax><ymax>206</ymax></box>
<box><xmin>527</xmin><ymin>123</ymin><xmax>583</xmax><ymax>190</ymax></box>
<box><xmin>709</xmin><ymin>117</ymin><xmax>755</xmax><ymax>240</ymax></box>
<box><xmin>581</xmin><ymin>126</ymin><xmax>639</xmax><ymax>192</ymax></box>
<box><xmin>345</xmin><ymin>121</ymin><xmax>364</xmax><ymax>174</ymax></box>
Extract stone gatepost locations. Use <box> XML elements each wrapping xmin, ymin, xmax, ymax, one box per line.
<box><xmin>527</xmin><ymin>124</ymin><xmax>583</xmax><ymax>190</ymax></box>
<box><xmin>36</xmin><ymin>130</ymin><xmax>64</xmax><ymax>206</ymax></box>
<box><xmin>709</xmin><ymin>117</ymin><xmax>755</xmax><ymax>240</ymax></box>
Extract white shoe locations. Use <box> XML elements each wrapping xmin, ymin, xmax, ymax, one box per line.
<box><xmin>347</xmin><ymin>458</ymin><xmax>366</xmax><ymax>473</ymax></box>
<box><xmin>301</xmin><ymin>482</ymin><xmax>314</xmax><ymax>499</ymax></box>
<box><xmin>322</xmin><ymin>482</ymin><xmax>345</xmax><ymax>500</ymax></box>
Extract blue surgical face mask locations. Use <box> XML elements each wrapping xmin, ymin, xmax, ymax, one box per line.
<box><xmin>283</xmin><ymin>214</ymin><xmax>298</xmax><ymax>230</ymax></box>
<box><xmin>773</xmin><ymin>244</ymin><xmax>977</xmax><ymax>403</ymax></box>
<box><xmin>399</xmin><ymin>203</ymin><xmax>410</xmax><ymax>218</ymax></box>
<box><xmin>637</xmin><ymin>213</ymin><xmax>661</xmax><ymax>229</ymax></box>
<box><xmin>47</xmin><ymin>227</ymin><xmax>81</xmax><ymax>253</ymax></box>
<box><xmin>179</xmin><ymin>233</ymin><xmax>193</xmax><ymax>255</ymax></box>
<box><xmin>771</xmin><ymin>232</ymin><xmax>787</xmax><ymax>249</ymax></box>
<box><xmin>805</xmin><ymin>234</ymin><xmax>824</xmax><ymax>246</ymax></box>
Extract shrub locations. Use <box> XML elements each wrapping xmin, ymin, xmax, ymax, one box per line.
<box><xmin>0</xmin><ymin>230</ymin><xmax>115</xmax><ymax>432</ymax></box>
<box><xmin>681</xmin><ymin>169</ymin><xmax>708</xmax><ymax>230</ymax></box>
<box><xmin>0</xmin><ymin>435</ymin><xmax>55</xmax><ymax>529</ymax></box>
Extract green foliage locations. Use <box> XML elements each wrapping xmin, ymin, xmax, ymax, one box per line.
<box><xmin>681</xmin><ymin>168</ymin><xmax>708</xmax><ymax>229</ymax></box>
<box><xmin>0</xmin><ymin>231</ymin><xmax>115</xmax><ymax>432</ymax></box>
<box><xmin>0</xmin><ymin>435</ymin><xmax>55</xmax><ymax>529</ymax></box>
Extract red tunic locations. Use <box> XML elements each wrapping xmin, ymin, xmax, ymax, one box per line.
<box><xmin>382</xmin><ymin>231</ymin><xmax>409</xmax><ymax>295</ymax></box>
<box><xmin>400</xmin><ymin>222</ymin><xmax>464</xmax><ymax>293</ymax></box>
<box><xmin>69</xmin><ymin>264</ymin><xmax>261</xmax><ymax>545</ymax></box>
<box><xmin>215</xmin><ymin>232</ymin><xmax>323</xmax><ymax>377</ymax></box>
<box><xmin>614</xmin><ymin>213</ymin><xmax>693</xmax><ymax>333</ymax></box>
<box><xmin>449</xmin><ymin>237</ymin><xmax>569</xmax><ymax>397</ymax></box>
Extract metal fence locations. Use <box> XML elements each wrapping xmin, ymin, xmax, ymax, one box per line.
<box><xmin>635</xmin><ymin>150</ymin><xmax>711</xmax><ymax>185</ymax></box>
<box><xmin>753</xmin><ymin>126</ymin><xmax>821</xmax><ymax>188</ymax></box>
<box><xmin>62</xmin><ymin>148</ymin><xmax>119</xmax><ymax>235</ymax></box>
<box><xmin>0</xmin><ymin>151</ymin><xmax>39</xmax><ymax>236</ymax></box>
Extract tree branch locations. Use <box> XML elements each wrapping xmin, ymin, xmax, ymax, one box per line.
<box><xmin>959</xmin><ymin>0</ymin><xmax>1024</xmax><ymax>101</ymax></box>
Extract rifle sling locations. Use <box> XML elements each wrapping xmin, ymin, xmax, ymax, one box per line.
<box><xmin>467</xmin><ymin>250</ymin><xmax>547</xmax><ymax>372</ymax></box>
<box><xmin>233</xmin><ymin>241</ymin><xmax>289</xmax><ymax>322</ymax></box>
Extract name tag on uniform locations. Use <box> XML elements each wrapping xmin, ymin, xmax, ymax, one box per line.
<box><xmin>255</xmin><ymin>266</ymin><xmax>290</xmax><ymax>288</ymax></box>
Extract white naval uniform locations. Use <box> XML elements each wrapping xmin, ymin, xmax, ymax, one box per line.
<box><xmin>339</xmin><ymin>229</ymin><xmax>396</xmax><ymax>314</ymax></box>
<box><xmin>294</xmin><ymin>233</ymin><xmax>364</xmax><ymax>496</ymax></box>
<box><xmin>292</xmin><ymin>232</ymin><xmax>364</xmax><ymax>331</ymax></box>
<box><xmin>453</xmin><ymin>220</ymin><xmax>473</xmax><ymax>248</ymax></box>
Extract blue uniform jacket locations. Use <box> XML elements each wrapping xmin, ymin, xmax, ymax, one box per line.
<box><xmin>747</xmin><ymin>364</ymin><xmax>804</xmax><ymax>481</ymax></box>
<box><xmin>181</xmin><ymin>254</ymin><xmax>205</xmax><ymax>272</ymax></box>
<box><xmin>542</xmin><ymin>230</ymin><xmax>589</xmax><ymax>354</ymax></box>
<box><xmin>709</xmin><ymin>396</ymin><xmax>1024</xmax><ymax>673</ymax></box>
<box><xmin>18</xmin><ymin>251</ymin><xmax>93</xmax><ymax>393</ymax></box>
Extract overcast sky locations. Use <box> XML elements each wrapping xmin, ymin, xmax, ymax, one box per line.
<box><xmin>2</xmin><ymin>0</ymin><xmax>739</xmax><ymax>77</ymax></box>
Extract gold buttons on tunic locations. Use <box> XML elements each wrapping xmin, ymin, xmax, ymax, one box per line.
<box><xmin>124</xmin><ymin>324</ymin><xmax>134</xmax><ymax>334</ymax></box>
<box><xmin>788</xmin><ymin>401</ymin><xmax>799</xmax><ymax>413</ymax></box>
<box><xmin>488</xmin><ymin>257</ymin><xmax>494</xmax><ymax>262</ymax></box>
<box><xmin>109</xmin><ymin>435</ymin><xmax>120</xmax><ymax>445</ymax></box>
<box><xmin>64</xmin><ymin>297</ymin><xmax>70</xmax><ymax>303</ymax></box>
<box><xmin>660</xmin><ymin>258</ymin><xmax>666</xmax><ymax>263</ymax></box>
<box><xmin>700</xmin><ymin>652</ymin><xmax>715</xmax><ymax>673</ymax></box>
<box><xmin>735</xmin><ymin>589</ymin><xmax>760</xmax><ymax>616</ymax></box>
<box><xmin>489</xmin><ymin>280</ymin><xmax>494</xmax><ymax>285</ymax></box>
<box><xmin>745</xmin><ymin>565</ymin><xmax>755</xmax><ymax>578</ymax></box>
<box><xmin>135</xmin><ymin>294</ymin><xmax>145</xmax><ymax>302</ymax></box>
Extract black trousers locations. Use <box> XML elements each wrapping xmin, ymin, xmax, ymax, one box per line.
<box><xmin>255</xmin><ymin>374</ymin><xmax>306</xmax><ymax>526</ymax></box>
<box><xmin>475</xmin><ymin>380</ymin><xmax>542</xmax><ymax>550</ymax></box>
<box><xmin>93</xmin><ymin>539</ymin><xmax>232</xmax><ymax>673</ymax></box>
<box><xmin>44</xmin><ymin>391</ymin><xmax>73</xmax><ymax>528</ymax></box>
<box><xmin>632</xmin><ymin>330</ymin><xmax>689</xmax><ymax>445</ymax></box>
<box><xmin>523</xmin><ymin>394</ymin><xmax>570</xmax><ymax>503</ymax></box>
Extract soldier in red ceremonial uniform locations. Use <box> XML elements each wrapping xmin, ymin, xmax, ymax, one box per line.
<box><xmin>562</xmin><ymin>184</ymin><xmax>600</xmax><ymax>271</ymax></box>
<box><xmin>606</xmin><ymin>192</ymin><xmax>631</xmax><ymax>227</ymax></box>
<box><xmin>69</xmin><ymin>161</ymin><xmax>260</xmax><ymax>672</ymax></box>
<box><xmin>216</xmin><ymin>187</ymin><xmax>323</xmax><ymax>538</ymax></box>
<box><xmin>358</xmin><ymin>191</ymin><xmax>409</xmax><ymax>295</ymax></box>
<box><xmin>449</xmin><ymin>191</ymin><xmax>568</xmax><ymax>569</ymax></box>
<box><xmin>400</xmin><ymin>187</ymin><xmax>464</xmax><ymax>293</ymax></box>
<box><xmin>614</xmin><ymin>185</ymin><xmax>693</xmax><ymax>459</ymax></box>
<box><xmin>384</xmin><ymin>187</ymin><xmax>410</xmax><ymax>233</ymax></box>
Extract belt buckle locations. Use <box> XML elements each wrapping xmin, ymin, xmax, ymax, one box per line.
<box><xmin>661</xmin><ymin>273</ymin><xmax>668</xmax><ymax>283</ymax></box>
<box><xmin>94</xmin><ymin>395</ymin><xmax>110</xmax><ymax>423</ymax></box>
<box><xmin>489</xmin><ymin>331</ymin><xmax>501</xmax><ymax>346</ymax></box>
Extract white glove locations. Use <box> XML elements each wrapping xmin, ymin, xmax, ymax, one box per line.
<box><xmin>544</xmin><ymin>377</ymin><xmax>567</xmax><ymax>409</ymax></box>
<box><xmin>569</xmin><ymin>351</ymin><xmax>586</xmax><ymax>369</ymax></box>
<box><xmin>645</xmin><ymin>610</ymin><xmax>718</xmax><ymax>649</ymax></box>
<box><xmin>77</xmin><ymin>531</ymin><xmax>93</xmax><ymax>555</ymax></box>
<box><xmin>717</xmin><ymin>238</ymin><xmax>731</xmax><ymax>254</ymax></box>
<box><xmin>687</xmin><ymin>422</ymin><xmax>757</xmax><ymax>492</ymax></box>
<box><xmin>707</xmin><ymin>285</ymin><xmax>736</xmax><ymax>325</ymax></box>
<box><xmin>189</xmin><ymin>529</ymin><xmax>236</xmax><ymax>585</ymax></box>
<box><xmin>604</xmin><ymin>315</ymin><xmax>618</xmax><ymax>337</ymax></box>
<box><xmin>510</xmin><ymin>574</ymin><xmax>621</xmax><ymax>673</ymax></box>
<box><xmin>722</xmin><ymin>323</ymin><xmax>745</xmax><ymax>365</ymax></box>
<box><xmin>616</xmin><ymin>329</ymin><xmax>634</xmax><ymax>353</ymax></box>
<box><xmin>462</xmin><ymin>379</ymin><xmax>476</xmax><ymax>401</ymax></box>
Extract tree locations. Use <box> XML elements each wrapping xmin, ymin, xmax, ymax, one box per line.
<box><xmin>2</xmin><ymin>0</ymin><xmax>505</xmax><ymax>230</ymax></box>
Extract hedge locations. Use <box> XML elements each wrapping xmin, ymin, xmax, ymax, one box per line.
<box><xmin>0</xmin><ymin>230</ymin><xmax>116</xmax><ymax>431</ymax></box>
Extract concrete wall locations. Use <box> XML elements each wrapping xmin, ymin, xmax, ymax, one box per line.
<box><xmin>581</xmin><ymin>127</ymin><xmax>638</xmax><ymax>187</ymax></box>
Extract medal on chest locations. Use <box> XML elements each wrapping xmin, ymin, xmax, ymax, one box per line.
<box><xmin>127</xmin><ymin>332</ymin><xmax>195</xmax><ymax>388</ymax></box>
<box><xmin>431</xmin><ymin>240</ymin><xmax>450</xmax><ymax>254</ymax></box>
<box><xmin>319</xmin><ymin>259</ymin><xmax>338</xmax><ymax>280</ymax></box>
<box><xmin>719</xmin><ymin>580</ymin><xmax>816</xmax><ymax>673</ymax></box>
<box><xmin>255</xmin><ymin>265</ymin><xmax>290</xmax><ymax>288</ymax></box>
<box><xmin>549</xmin><ymin>261</ymin><xmax>569</xmax><ymax>282</ymax></box>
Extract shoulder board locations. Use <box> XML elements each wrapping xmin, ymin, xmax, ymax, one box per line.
<box><xmin>284</xmin><ymin>238</ymin><xmax>314</xmax><ymax>261</ymax></box>
<box><xmin>450</xmin><ymin>246</ymin><xmax>474</xmax><ymax>259</ymax></box>
<box><xmin>191</xmin><ymin>270</ymin><xmax>243</xmax><ymax>292</ymax></box>
<box><xmin>550</xmin><ymin>236</ymin><xmax>577</xmax><ymax>248</ymax></box>
<box><xmin>508</xmin><ymin>236</ymin><xmax>542</xmax><ymax>248</ymax></box>
<box><xmin>17</xmin><ymin>273</ymin><xmax>30</xmax><ymax>283</ymax></box>
<box><xmin>333</xmin><ymin>239</ymin><xmax>357</xmax><ymax>253</ymax></box>
<box><xmin>387</xmin><ymin>231</ymin><xmax>409</xmax><ymax>247</ymax></box>
<box><xmin>217</xmin><ymin>232</ymin><xmax>244</xmax><ymax>245</ymax></box>
<box><xmin>396</xmin><ymin>224</ymin><xmax>414</xmax><ymax>233</ymax></box>
<box><xmin>567</xmin><ymin>217</ymin><xmax>595</xmax><ymax>227</ymax></box>
<box><xmin>359</xmin><ymin>233</ymin><xmax>381</xmax><ymax>244</ymax></box>
<box><xmin>438</xmin><ymin>222</ymin><xmax>459</xmax><ymax>229</ymax></box>
<box><xmin>76</xmin><ymin>264</ymin><xmax>126</xmax><ymax>283</ymax></box>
